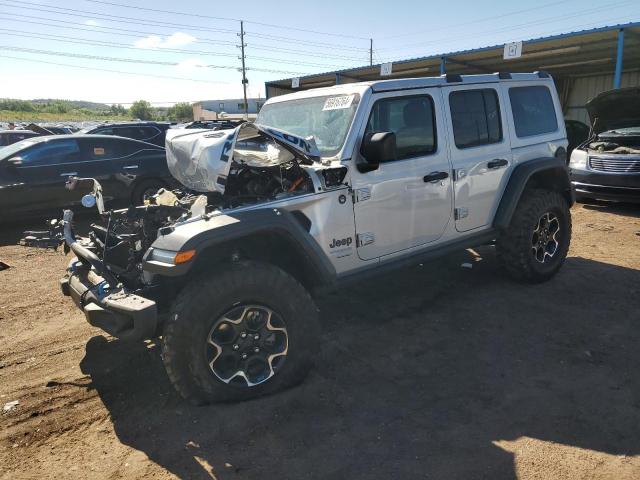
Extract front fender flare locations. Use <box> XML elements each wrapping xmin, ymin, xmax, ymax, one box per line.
<box><xmin>143</xmin><ymin>208</ymin><xmax>336</xmax><ymax>287</ymax></box>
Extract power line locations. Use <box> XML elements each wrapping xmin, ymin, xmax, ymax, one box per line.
<box><xmin>379</xmin><ymin>0</ymin><xmax>576</xmax><ymax>40</ymax></box>
<box><xmin>245</xmin><ymin>32</ymin><xmax>368</xmax><ymax>52</ymax></box>
<box><xmin>0</xmin><ymin>29</ymin><xmax>358</xmax><ymax>69</ymax></box>
<box><xmin>378</xmin><ymin>0</ymin><xmax>637</xmax><ymax>52</ymax></box>
<box><xmin>0</xmin><ymin>1</ymin><xmax>238</xmax><ymax>34</ymax></box>
<box><xmin>0</xmin><ymin>13</ymin><xmax>368</xmax><ymax>61</ymax></box>
<box><xmin>0</xmin><ymin>45</ymin><xmax>309</xmax><ymax>75</ymax></box>
<box><xmin>76</xmin><ymin>0</ymin><xmax>371</xmax><ymax>40</ymax></box>
<box><xmin>0</xmin><ymin>54</ymin><xmax>233</xmax><ymax>83</ymax></box>
<box><xmin>0</xmin><ymin>13</ymin><xmax>238</xmax><ymax>47</ymax></box>
<box><xmin>0</xmin><ymin>28</ymin><xmax>240</xmax><ymax>57</ymax></box>
<box><xmin>81</xmin><ymin>0</ymin><xmax>240</xmax><ymax>23</ymax></box>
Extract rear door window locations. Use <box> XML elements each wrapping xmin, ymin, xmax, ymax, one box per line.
<box><xmin>449</xmin><ymin>89</ymin><xmax>502</xmax><ymax>148</ymax></box>
<box><xmin>78</xmin><ymin>137</ymin><xmax>131</xmax><ymax>160</ymax></box>
<box><xmin>140</xmin><ymin>126</ymin><xmax>160</xmax><ymax>141</ymax></box>
<box><xmin>20</xmin><ymin>139</ymin><xmax>80</xmax><ymax>166</ymax></box>
<box><xmin>509</xmin><ymin>86</ymin><xmax>558</xmax><ymax>137</ymax></box>
<box><xmin>93</xmin><ymin>127</ymin><xmax>114</xmax><ymax>135</ymax></box>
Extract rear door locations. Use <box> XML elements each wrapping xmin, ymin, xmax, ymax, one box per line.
<box><xmin>442</xmin><ymin>84</ymin><xmax>513</xmax><ymax>232</ymax></box>
<box><xmin>75</xmin><ymin>137</ymin><xmax>136</xmax><ymax>201</ymax></box>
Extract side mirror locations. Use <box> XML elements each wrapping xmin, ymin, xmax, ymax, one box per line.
<box><xmin>6</xmin><ymin>157</ymin><xmax>23</xmax><ymax>168</ymax></box>
<box><xmin>359</xmin><ymin>132</ymin><xmax>396</xmax><ymax>172</ymax></box>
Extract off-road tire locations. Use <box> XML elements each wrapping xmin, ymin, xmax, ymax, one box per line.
<box><xmin>132</xmin><ymin>178</ymin><xmax>165</xmax><ymax>205</ymax></box>
<box><xmin>161</xmin><ymin>261</ymin><xmax>320</xmax><ymax>404</ymax></box>
<box><xmin>497</xmin><ymin>189</ymin><xmax>571</xmax><ymax>283</ymax></box>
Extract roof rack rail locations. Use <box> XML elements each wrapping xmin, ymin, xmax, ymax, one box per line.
<box><xmin>535</xmin><ymin>70</ymin><xmax>550</xmax><ymax>78</ymax></box>
<box><xmin>443</xmin><ymin>73</ymin><xmax>463</xmax><ymax>83</ymax></box>
<box><xmin>496</xmin><ymin>72</ymin><xmax>512</xmax><ymax>79</ymax></box>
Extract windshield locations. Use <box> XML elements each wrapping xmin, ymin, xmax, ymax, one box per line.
<box><xmin>256</xmin><ymin>93</ymin><xmax>359</xmax><ymax>157</ymax></box>
<box><xmin>0</xmin><ymin>138</ymin><xmax>39</xmax><ymax>161</ymax></box>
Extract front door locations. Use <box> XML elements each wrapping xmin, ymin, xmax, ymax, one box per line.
<box><xmin>351</xmin><ymin>90</ymin><xmax>453</xmax><ymax>261</ymax></box>
<box><xmin>0</xmin><ymin>138</ymin><xmax>82</xmax><ymax>216</ymax></box>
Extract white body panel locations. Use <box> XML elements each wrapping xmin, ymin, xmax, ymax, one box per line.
<box><xmin>173</xmin><ymin>73</ymin><xmax>568</xmax><ymax>277</ymax></box>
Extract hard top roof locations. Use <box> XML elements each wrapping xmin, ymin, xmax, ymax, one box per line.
<box><xmin>265</xmin><ymin>72</ymin><xmax>552</xmax><ymax>103</ymax></box>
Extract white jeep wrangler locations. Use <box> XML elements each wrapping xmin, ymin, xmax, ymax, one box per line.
<box><xmin>42</xmin><ymin>72</ymin><xmax>573</xmax><ymax>403</ymax></box>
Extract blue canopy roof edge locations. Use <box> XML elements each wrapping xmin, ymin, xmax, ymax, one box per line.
<box><xmin>266</xmin><ymin>21</ymin><xmax>640</xmax><ymax>86</ymax></box>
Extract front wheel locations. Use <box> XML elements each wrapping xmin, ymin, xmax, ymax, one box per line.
<box><xmin>161</xmin><ymin>261</ymin><xmax>320</xmax><ymax>404</ymax></box>
<box><xmin>132</xmin><ymin>179</ymin><xmax>165</xmax><ymax>205</ymax></box>
<box><xmin>497</xmin><ymin>189</ymin><xmax>572</xmax><ymax>283</ymax></box>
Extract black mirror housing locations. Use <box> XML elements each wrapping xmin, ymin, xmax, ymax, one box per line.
<box><xmin>6</xmin><ymin>157</ymin><xmax>23</xmax><ymax>168</ymax></box>
<box><xmin>359</xmin><ymin>132</ymin><xmax>396</xmax><ymax>172</ymax></box>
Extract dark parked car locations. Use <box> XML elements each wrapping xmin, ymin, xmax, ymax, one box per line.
<box><xmin>0</xmin><ymin>129</ymin><xmax>41</xmax><ymax>147</ymax></box>
<box><xmin>0</xmin><ymin>135</ymin><xmax>172</xmax><ymax>221</ymax></box>
<box><xmin>80</xmin><ymin>122</ymin><xmax>170</xmax><ymax>147</ymax></box>
<box><xmin>569</xmin><ymin>87</ymin><xmax>640</xmax><ymax>202</ymax></box>
<box><xmin>26</xmin><ymin>123</ymin><xmax>75</xmax><ymax>135</ymax></box>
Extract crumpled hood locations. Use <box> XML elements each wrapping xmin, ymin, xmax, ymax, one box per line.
<box><xmin>165</xmin><ymin>123</ymin><xmax>320</xmax><ymax>193</ymax></box>
<box><xmin>586</xmin><ymin>87</ymin><xmax>640</xmax><ymax>134</ymax></box>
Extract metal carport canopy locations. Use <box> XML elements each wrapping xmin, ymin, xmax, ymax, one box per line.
<box><xmin>265</xmin><ymin>22</ymin><xmax>640</xmax><ymax>98</ymax></box>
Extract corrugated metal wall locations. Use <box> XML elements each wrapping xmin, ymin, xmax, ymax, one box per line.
<box><xmin>564</xmin><ymin>70</ymin><xmax>640</xmax><ymax>123</ymax></box>
<box><xmin>266</xmin><ymin>85</ymin><xmax>295</xmax><ymax>99</ymax></box>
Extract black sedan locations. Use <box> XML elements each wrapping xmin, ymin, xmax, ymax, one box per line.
<box><xmin>0</xmin><ymin>129</ymin><xmax>40</xmax><ymax>147</ymax></box>
<box><xmin>79</xmin><ymin>122</ymin><xmax>170</xmax><ymax>147</ymax></box>
<box><xmin>0</xmin><ymin>135</ymin><xmax>172</xmax><ymax>221</ymax></box>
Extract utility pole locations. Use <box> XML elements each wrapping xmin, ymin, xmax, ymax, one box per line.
<box><xmin>239</xmin><ymin>20</ymin><xmax>249</xmax><ymax>120</ymax></box>
<box><xmin>369</xmin><ymin>38</ymin><xmax>373</xmax><ymax>66</ymax></box>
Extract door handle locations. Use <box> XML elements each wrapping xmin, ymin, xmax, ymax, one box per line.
<box><xmin>123</xmin><ymin>165</ymin><xmax>139</xmax><ymax>170</ymax></box>
<box><xmin>487</xmin><ymin>159</ymin><xmax>508</xmax><ymax>169</ymax></box>
<box><xmin>423</xmin><ymin>171</ymin><xmax>449</xmax><ymax>183</ymax></box>
<box><xmin>60</xmin><ymin>172</ymin><xmax>78</xmax><ymax>177</ymax></box>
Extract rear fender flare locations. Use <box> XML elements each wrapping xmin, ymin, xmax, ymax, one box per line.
<box><xmin>494</xmin><ymin>157</ymin><xmax>574</xmax><ymax>230</ymax></box>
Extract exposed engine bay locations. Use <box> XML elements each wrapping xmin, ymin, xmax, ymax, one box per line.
<box><xmin>587</xmin><ymin>131</ymin><xmax>640</xmax><ymax>155</ymax></box>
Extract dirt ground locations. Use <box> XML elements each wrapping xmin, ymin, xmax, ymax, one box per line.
<box><xmin>1</xmin><ymin>202</ymin><xmax>640</xmax><ymax>480</ymax></box>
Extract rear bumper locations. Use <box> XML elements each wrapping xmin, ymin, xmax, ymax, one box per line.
<box><xmin>61</xmin><ymin>265</ymin><xmax>157</xmax><ymax>341</ymax></box>
<box><xmin>570</xmin><ymin>169</ymin><xmax>640</xmax><ymax>202</ymax></box>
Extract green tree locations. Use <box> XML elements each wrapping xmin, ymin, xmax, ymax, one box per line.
<box><xmin>110</xmin><ymin>103</ymin><xmax>127</xmax><ymax>116</ymax></box>
<box><xmin>129</xmin><ymin>100</ymin><xmax>153</xmax><ymax>120</ymax></box>
<box><xmin>41</xmin><ymin>101</ymin><xmax>70</xmax><ymax>114</ymax></box>
<box><xmin>167</xmin><ymin>102</ymin><xmax>193</xmax><ymax>122</ymax></box>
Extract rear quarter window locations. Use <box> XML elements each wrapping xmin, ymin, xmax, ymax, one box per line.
<box><xmin>509</xmin><ymin>86</ymin><xmax>558</xmax><ymax>137</ymax></box>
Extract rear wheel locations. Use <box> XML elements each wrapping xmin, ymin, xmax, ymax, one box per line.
<box><xmin>497</xmin><ymin>189</ymin><xmax>571</xmax><ymax>283</ymax></box>
<box><xmin>161</xmin><ymin>261</ymin><xmax>319</xmax><ymax>404</ymax></box>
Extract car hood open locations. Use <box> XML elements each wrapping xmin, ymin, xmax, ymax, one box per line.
<box><xmin>586</xmin><ymin>87</ymin><xmax>640</xmax><ymax>134</ymax></box>
<box><xmin>165</xmin><ymin>123</ymin><xmax>320</xmax><ymax>193</ymax></box>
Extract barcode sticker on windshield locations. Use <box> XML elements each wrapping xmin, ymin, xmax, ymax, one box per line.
<box><xmin>323</xmin><ymin>95</ymin><xmax>355</xmax><ymax>111</ymax></box>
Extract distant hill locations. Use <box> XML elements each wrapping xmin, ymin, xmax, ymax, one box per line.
<box><xmin>29</xmin><ymin>99</ymin><xmax>112</xmax><ymax>110</ymax></box>
<box><xmin>0</xmin><ymin>99</ymin><xmax>192</xmax><ymax>122</ymax></box>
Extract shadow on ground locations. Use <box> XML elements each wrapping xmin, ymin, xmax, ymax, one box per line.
<box><xmin>0</xmin><ymin>215</ymin><xmax>97</xmax><ymax>248</ymax></box>
<box><xmin>76</xmin><ymin>247</ymin><xmax>640</xmax><ymax>479</ymax></box>
<box><xmin>579</xmin><ymin>199</ymin><xmax>640</xmax><ymax>219</ymax></box>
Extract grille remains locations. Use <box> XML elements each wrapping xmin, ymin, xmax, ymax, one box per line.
<box><xmin>589</xmin><ymin>155</ymin><xmax>640</xmax><ymax>174</ymax></box>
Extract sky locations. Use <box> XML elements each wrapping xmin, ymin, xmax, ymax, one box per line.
<box><xmin>0</xmin><ymin>0</ymin><xmax>638</xmax><ymax>105</ymax></box>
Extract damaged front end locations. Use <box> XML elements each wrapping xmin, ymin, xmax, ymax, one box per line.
<box><xmin>20</xmin><ymin>122</ymin><xmax>337</xmax><ymax>339</ymax></box>
<box><xmin>165</xmin><ymin>122</ymin><xmax>319</xmax><ymax>208</ymax></box>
